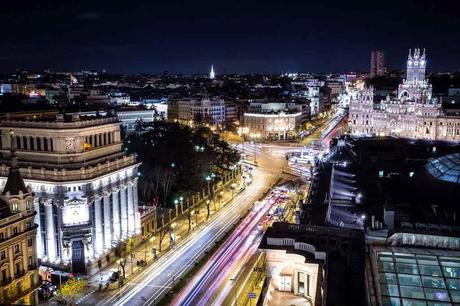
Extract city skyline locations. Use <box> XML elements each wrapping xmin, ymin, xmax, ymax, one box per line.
<box><xmin>1</xmin><ymin>0</ymin><xmax>460</xmax><ymax>73</ymax></box>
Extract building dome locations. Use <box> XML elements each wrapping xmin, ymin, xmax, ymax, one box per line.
<box><xmin>426</xmin><ymin>153</ymin><xmax>460</xmax><ymax>184</ymax></box>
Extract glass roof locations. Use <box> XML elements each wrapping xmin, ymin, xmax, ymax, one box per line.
<box><xmin>426</xmin><ymin>153</ymin><xmax>460</xmax><ymax>184</ymax></box>
<box><xmin>377</xmin><ymin>251</ymin><xmax>460</xmax><ymax>306</ymax></box>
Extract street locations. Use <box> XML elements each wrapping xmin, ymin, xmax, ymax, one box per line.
<box><xmin>171</xmin><ymin>191</ymin><xmax>281</xmax><ymax>305</ymax></box>
<box><xmin>90</xmin><ymin>144</ymin><xmax>286</xmax><ymax>306</ymax></box>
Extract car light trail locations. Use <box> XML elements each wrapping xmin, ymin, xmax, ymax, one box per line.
<box><xmin>172</xmin><ymin>193</ymin><xmax>279</xmax><ymax>306</ymax></box>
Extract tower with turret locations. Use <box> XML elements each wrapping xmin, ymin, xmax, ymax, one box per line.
<box><xmin>398</xmin><ymin>48</ymin><xmax>432</xmax><ymax>102</ymax></box>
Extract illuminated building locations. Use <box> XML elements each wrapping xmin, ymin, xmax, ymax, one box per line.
<box><xmin>209</xmin><ymin>64</ymin><xmax>215</xmax><ymax>80</ymax></box>
<box><xmin>259</xmin><ymin>222</ymin><xmax>364</xmax><ymax>306</ymax></box>
<box><xmin>370</xmin><ymin>50</ymin><xmax>385</xmax><ymax>77</ymax></box>
<box><xmin>0</xmin><ymin>113</ymin><xmax>141</xmax><ymax>276</ymax></box>
<box><xmin>350</xmin><ymin>49</ymin><xmax>460</xmax><ymax>142</ymax></box>
<box><xmin>170</xmin><ymin>97</ymin><xmax>226</xmax><ymax>126</ymax></box>
<box><xmin>243</xmin><ymin>101</ymin><xmax>309</xmax><ymax>139</ymax></box>
<box><xmin>0</xmin><ymin>132</ymin><xmax>41</xmax><ymax>305</ymax></box>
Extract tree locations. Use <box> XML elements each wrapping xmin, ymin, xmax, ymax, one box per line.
<box><xmin>57</xmin><ymin>278</ymin><xmax>87</xmax><ymax>306</ymax></box>
<box><xmin>126</xmin><ymin>121</ymin><xmax>239</xmax><ymax>210</ymax></box>
<box><xmin>114</xmin><ymin>238</ymin><xmax>135</xmax><ymax>280</ymax></box>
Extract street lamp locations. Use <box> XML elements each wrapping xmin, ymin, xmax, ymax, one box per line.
<box><xmin>219</xmin><ymin>191</ymin><xmax>224</xmax><ymax>208</ymax></box>
<box><xmin>174</xmin><ymin>199</ymin><xmax>179</xmax><ymax>216</ymax></box>
<box><xmin>191</xmin><ymin>209</ymin><xmax>198</xmax><ymax>227</ymax></box>
<box><xmin>231</xmin><ymin>183</ymin><xmax>237</xmax><ymax>198</ymax></box>
<box><xmin>169</xmin><ymin>222</ymin><xmax>177</xmax><ymax>247</ymax></box>
<box><xmin>179</xmin><ymin>196</ymin><xmax>184</xmax><ymax>213</ymax></box>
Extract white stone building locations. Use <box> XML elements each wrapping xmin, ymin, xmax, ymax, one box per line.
<box><xmin>349</xmin><ymin>49</ymin><xmax>460</xmax><ymax>142</ymax></box>
<box><xmin>177</xmin><ymin>97</ymin><xmax>226</xmax><ymax>126</ymax></box>
<box><xmin>0</xmin><ymin>113</ymin><xmax>141</xmax><ymax>275</ymax></box>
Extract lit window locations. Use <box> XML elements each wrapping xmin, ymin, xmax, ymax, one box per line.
<box><xmin>10</xmin><ymin>200</ymin><xmax>19</xmax><ymax>212</ymax></box>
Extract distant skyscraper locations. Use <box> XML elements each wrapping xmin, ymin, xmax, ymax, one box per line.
<box><xmin>209</xmin><ymin>65</ymin><xmax>215</xmax><ymax>79</ymax></box>
<box><xmin>370</xmin><ymin>50</ymin><xmax>385</xmax><ymax>77</ymax></box>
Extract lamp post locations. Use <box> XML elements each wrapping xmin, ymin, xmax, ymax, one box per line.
<box><xmin>206</xmin><ymin>175</ymin><xmax>212</xmax><ymax>195</ymax></box>
<box><xmin>219</xmin><ymin>191</ymin><xmax>224</xmax><ymax>208</ymax></box>
<box><xmin>174</xmin><ymin>199</ymin><xmax>179</xmax><ymax>216</ymax></box>
<box><xmin>144</xmin><ymin>236</ymin><xmax>156</xmax><ymax>262</ymax></box>
<box><xmin>170</xmin><ymin>222</ymin><xmax>176</xmax><ymax>247</ymax></box>
<box><xmin>179</xmin><ymin>196</ymin><xmax>184</xmax><ymax>214</ymax></box>
<box><xmin>231</xmin><ymin>183</ymin><xmax>237</xmax><ymax>198</ymax></box>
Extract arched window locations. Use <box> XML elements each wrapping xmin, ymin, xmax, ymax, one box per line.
<box><xmin>29</xmin><ymin>137</ymin><xmax>34</xmax><ymax>150</ymax></box>
<box><xmin>16</xmin><ymin>136</ymin><xmax>21</xmax><ymax>149</ymax></box>
<box><xmin>37</xmin><ymin>138</ymin><xmax>42</xmax><ymax>151</ymax></box>
<box><xmin>98</xmin><ymin>134</ymin><xmax>102</xmax><ymax>146</ymax></box>
<box><xmin>103</xmin><ymin>133</ymin><xmax>107</xmax><ymax>145</ymax></box>
<box><xmin>10</xmin><ymin>200</ymin><xmax>19</xmax><ymax>213</ymax></box>
<box><xmin>26</xmin><ymin>198</ymin><xmax>33</xmax><ymax>211</ymax></box>
<box><xmin>43</xmin><ymin>138</ymin><xmax>48</xmax><ymax>151</ymax></box>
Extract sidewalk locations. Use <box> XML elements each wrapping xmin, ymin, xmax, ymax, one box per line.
<box><xmin>42</xmin><ymin>175</ymin><xmax>247</xmax><ymax>305</ymax></box>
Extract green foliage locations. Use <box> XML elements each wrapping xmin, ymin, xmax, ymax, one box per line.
<box><xmin>126</xmin><ymin>121</ymin><xmax>239</xmax><ymax>208</ymax></box>
<box><xmin>58</xmin><ymin>278</ymin><xmax>87</xmax><ymax>305</ymax></box>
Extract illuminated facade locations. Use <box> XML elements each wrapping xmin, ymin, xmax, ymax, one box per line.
<box><xmin>174</xmin><ymin>97</ymin><xmax>226</xmax><ymax>126</ymax></box>
<box><xmin>0</xmin><ymin>113</ymin><xmax>141</xmax><ymax>276</ymax></box>
<box><xmin>350</xmin><ymin>49</ymin><xmax>460</xmax><ymax>141</ymax></box>
<box><xmin>0</xmin><ymin>132</ymin><xmax>40</xmax><ymax>305</ymax></box>
<box><xmin>243</xmin><ymin>101</ymin><xmax>309</xmax><ymax>139</ymax></box>
<box><xmin>243</xmin><ymin>112</ymin><xmax>303</xmax><ymax>140</ymax></box>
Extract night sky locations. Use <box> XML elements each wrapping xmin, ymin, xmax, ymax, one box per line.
<box><xmin>1</xmin><ymin>0</ymin><xmax>459</xmax><ymax>74</ymax></box>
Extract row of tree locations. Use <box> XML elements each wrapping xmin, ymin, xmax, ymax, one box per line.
<box><xmin>125</xmin><ymin>120</ymin><xmax>240</xmax><ymax>209</ymax></box>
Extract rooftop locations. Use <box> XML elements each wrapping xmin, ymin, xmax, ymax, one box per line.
<box><xmin>426</xmin><ymin>153</ymin><xmax>460</xmax><ymax>184</ymax></box>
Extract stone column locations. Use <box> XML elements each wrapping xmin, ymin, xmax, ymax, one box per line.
<box><xmin>34</xmin><ymin>198</ymin><xmax>44</xmax><ymax>258</ymax></box>
<box><xmin>120</xmin><ymin>186</ymin><xmax>128</xmax><ymax>239</ymax></box>
<box><xmin>133</xmin><ymin>180</ymin><xmax>141</xmax><ymax>235</ymax></box>
<box><xmin>127</xmin><ymin>183</ymin><xmax>135</xmax><ymax>236</ymax></box>
<box><xmin>94</xmin><ymin>197</ymin><xmax>104</xmax><ymax>256</ymax></box>
<box><xmin>112</xmin><ymin>188</ymin><xmax>121</xmax><ymax>242</ymax></box>
<box><xmin>103</xmin><ymin>194</ymin><xmax>112</xmax><ymax>250</ymax></box>
<box><xmin>45</xmin><ymin>201</ymin><xmax>56</xmax><ymax>262</ymax></box>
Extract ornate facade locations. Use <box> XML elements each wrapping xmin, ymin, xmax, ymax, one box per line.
<box><xmin>0</xmin><ymin>131</ymin><xmax>40</xmax><ymax>305</ymax></box>
<box><xmin>349</xmin><ymin>49</ymin><xmax>460</xmax><ymax>141</ymax></box>
<box><xmin>0</xmin><ymin>113</ymin><xmax>141</xmax><ymax>276</ymax></box>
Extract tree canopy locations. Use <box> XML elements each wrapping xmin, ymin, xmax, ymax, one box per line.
<box><xmin>125</xmin><ymin>121</ymin><xmax>239</xmax><ymax>208</ymax></box>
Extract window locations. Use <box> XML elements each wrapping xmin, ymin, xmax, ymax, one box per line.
<box><xmin>50</xmin><ymin>138</ymin><xmax>54</xmax><ymax>151</ymax></box>
<box><xmin>22</xmin><ymin>136</ymin><xmax>28</xmax><ymax>150</ymax></box>
<box><xmin>298</xmin><ymin>271</ymin><xmax>305</xmax><ymax>294</ymax></box>
<box><xmin>14</xmin><ymin>244</ymin><xmax>20</xmax><ymax>254</ymax></box>
<box><xmin>16</xmin><ymin>136</ymin><xmax>21</xmax><ymax>149</ymax></box>
<box><xmin>37</xmin><ymin>138</ymin><xmax>41</xmax><ymax>151</ymax></box>
<box><xmin>10</xmin><ymin>201</ymin><xmax>18</xmax><ymax>212</ymax></box>
<box><xmin>26</xmin><ymin>198</ymin><xmax>33</xmax><ymax>210</ymax></box>
<box><xmin>12</xmin><ymin>227</ymin><xmax>18</xmax><ymax>235</ymax></box>
<box><xmin>28</xmin><ymin>256</ymin><xmax>33</xmax><ymax>267</ymax></box>
<box><xmin>43</xmin><ymin>138</ymin><xmax>48</xmax><ymax>151</ymax></box>
<box><xmin>306</xmin><ymin>274</ymin><xmax>311</xmax><ymax>297</ymax></box>
<box><xmin>0</xmin><ymin>251</ymin><xmax>5</xmax><ymax>260</ymax></box>
<box><xmin>27</xmin><ymin>238</ymin><xmax>33</xmax><ymax>247</ymax></box>
<box><xmin>0</xmin><ymin>233</ymin><xmax>3</xmax><ymax>240</ymax></box>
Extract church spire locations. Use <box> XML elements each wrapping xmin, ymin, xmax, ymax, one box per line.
<box><xmin>209</xmin><ymin>64</ymin><xmax>215</xmax><ymax>80</ymax></box>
